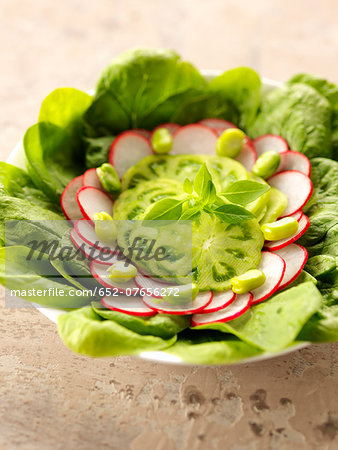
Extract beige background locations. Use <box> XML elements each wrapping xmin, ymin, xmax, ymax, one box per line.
<box><xmin>0</xmin><ymin>1</ymin><xmax>337</xmax><ymax>449</ymax></box>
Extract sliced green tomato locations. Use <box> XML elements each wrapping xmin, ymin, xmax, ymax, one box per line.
<box><xmin>260</xmin><ymin>187</ymin><xmax>288</xmax><ymax>224</ymax></box>
<box><xmin>122</xmin><ymin>154</ymin><xmax>248</xmax><ymax>191</ymax></box>
<box><xmin>192</xmin><ymin>212</ymin><xmax>264</xmax><ymax>291</ymax></box>
<box><xmin>231</xmin><ymin>269</ymin><xmax>266</xmax><ymax>294</ymax></box>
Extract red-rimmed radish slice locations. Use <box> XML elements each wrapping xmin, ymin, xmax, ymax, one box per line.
<box><xmin>290</xmin><ymin>210</ymin><xmax>303</xmax><ymax>222</ymax></box>
<box><xmin>60</xmin><ymin>175</ymin><xmax>83</xmax><ymax>221</ymax></box>
<box><xmin>134</xmin><ymin>273</ymin><xmax>179</xmax><ymax>299</ymax></box>
<box><xmin>272</xmin><ymin>244</ymin><xmax>308</xmax><ymax>291</ymax></box>
<box><xmin>151</xmin><ymin>123</ymin><xmax>180</xmax><ymax>138</ymax></box>
<box><xmin>198</xmin><ymin>290</ymin><xmax>236</xmax><ymax>314</ymax></box>
<box><xmin>171</xmin><ymin>124</ymin><xmax>218</xmax><ymax>156</ymax></box>
<box><xmin>91</xmin><ymin>261</ymin><xmax>139</xmax><ymax>294</ymax></box>
<box><xmin>109</xmin><ymin>131</ymin><xmax>153</xmax><ymax>178</ymax></box>
<box><xmin>76</xmin><ymin>186</ymin><xmax>114</xmax><ymax>221</ymax></box>
<box><xmin>276</xmin><ymin>151</ymin><xmax>311</xmax><ymax>176</ymax></box>
<box><xmin>74</xmin><ymin>219</ymin><xmax>117</xmax><ymax>254</ymax></box>
<box><xmin>268</xmin><ymin>170</ymin><xmax>313</xmax><ymax>217</ymax></box>
<box><xmin>101</xmin><ymin>295</ymin><xmax>156</xmax><ymax>317</ymax></box>
<box><xmin>264</xmin><ymin>214</ymin><xmax>310</xmax><ymax>251</ymax></box>
<box><xmin>253</xmin><ymin>134</ymin><xmax>289</xmax><ymax>156</ymax></box>
<box><xmin>133</xmin><ymin>129</ymin><xmax>151</xmax><ymax>139</ymax></box>
<box><xmin>70</xmin><ymin>228</ymin><xmax>120</xmax><ymax>263</ymax></box>
<box><xmin>83</xmin><ymin>168</ymin><xmax>102</xmax><ymax>189</ymax></box>
<box><xmin>191</xmin><ymin>292</ymin><xmax>252</xmax><ymax>326</ymax></box>
<box><xmin>235</xmin><ymin>138</ymin><xmax>257</xmax><ymax>171</ymax></box>
<box><xmin>198</xmin><ymin>118</ymin><xmax>238</xmax><ymax>136</ymax></box>
<box><xmin>142</xmin><ymin>291</ymin><xmax>212</xmax><ymax>315</ymax></box>
<box><xmin>251</xmin><ymin>251</ymin><xmax>286</xmax><ymax>305</ymax></box>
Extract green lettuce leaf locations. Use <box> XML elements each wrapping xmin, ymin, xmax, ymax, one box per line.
<box><xmin>57</xmin><ymin>306</ymin><xmax>177</xmax><ymax>357</ymax></box>
<box><xmin>85</xmin><ymin>48</ymin><xmax>207</xmax><ymax>134</ymax></box>
<box><xmin>248</xmin><ymin>83</ymin><xmax>332</xmax><ymax>159</ymax></box>
<box><xmin>166</xmin><ymin>329</ymin><xmax>261</xmax><ymax>364</ymax></box>
<box><xmin>92</xmin><ymin>302</ymin><xmax>189</xmax><ymax>339</ymax></box>
<box><xmin>83</xmin><ymin>136</ymin><xmax>114</xmax><ymax>169</ymax></box>
<box><xmin>193</xmin><ymin>282</ymin><xmax>322</xmax><ymax>352</ymax></box>
<box><xmin>24</xmin><ymin>88</ymin><xmax>92</xmax><ymax>201</ymax></box>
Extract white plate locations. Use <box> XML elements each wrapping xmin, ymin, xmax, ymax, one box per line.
<box><xmin>6</xmin><ymin>71</ymin><xmax>308</xmax><ymax>364</ymax></box>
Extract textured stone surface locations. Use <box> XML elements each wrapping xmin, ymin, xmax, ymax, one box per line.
<box><xmin>0</xmin><ymin>1</ymin><xmax>337</xmax><ymax>448</ymax></box>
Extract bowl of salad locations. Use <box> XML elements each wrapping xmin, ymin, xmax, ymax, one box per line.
<box><xmin>1</xmin><ymin>48</ymin><xmax>337</xmax><ymax>365</ymax></box>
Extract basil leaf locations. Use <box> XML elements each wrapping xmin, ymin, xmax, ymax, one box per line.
<box><xmin>213</xmin><ymin>204</ymin><xmax>254</xmax><ymax>224</ymax></box>
<box><xmin>143</xmin><ymin>198</ymin><xmax>185</xmax><ymax>220</ymax></box>
<box><xmin>180</xmin><ymin>205</ymin><xmax>202</xmax><ymax>221</ymax></box>
<box><xmin>193</xmin><ymin>163</ymin><xmax>212</xmax><ymax>197</ymax></box>
<box><xmin>204</xmin><ymin>180</ymin><xmax>217</xmax><ymax>205</ymax></box>
<box><xmin>183</xmin><ymin>178</ymin><xmax>193</xmax><ymax>194</ymax></box>
<box><xmin>220</xmin><ymin>180</ymin><xmax>270</xmax><ymax>205</ymax></box>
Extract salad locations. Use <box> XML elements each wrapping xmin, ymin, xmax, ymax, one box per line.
<box><xmin>0</xmin><ymin>48</ymin><xmax>337</xmax><ymax>365</ymax></box>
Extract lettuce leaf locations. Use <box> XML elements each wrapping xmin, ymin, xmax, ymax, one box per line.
<box><xmin>193</xmin><ymin>282</ymin><xmax>322</xmax><ymax>352</ymax></box>
<box><xmin>24</xmin><ymin>88</ymin><xmax>92</xmax><ymax>201</ymax></box>
<box><xmin>92</xmin><ymin>301</ymin><xmax>189</xmax><ymax>339</ymax></box>
<box><xmin>248</xmin><ymin>83</ymin><xmax>332</xmax><ymax>159</ymax></box>
<box><xmin>57</xmin><ymin>306</ymin><xmax>177</xmax><ymax>357</ymax></box>
<box><xmin>84</xmin><ymin>48</ymin><xmax>207</xmax><ymax>134</ymax></box>
<box><xmin>166</xmin><ymin>329</ymin><xmax>261</xmax><ymax>365</ymax></box>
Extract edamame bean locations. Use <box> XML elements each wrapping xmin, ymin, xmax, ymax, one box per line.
<box><xmin>261</xmin><ymin>217</ymin><xmax>299</xmax><ymax>241</ymax></box>
<box><xmin>231</xmin><ymin>269</ymin><xmax>266</xmax><ymax>294</ymax></box>
<box><xmin>252</xmin><ymin>151</ymin><xmax>281</xmax><ymax>179</ymax></box>
<box><xmin>96</xmin><ymin>163</ymin><xmax>122</xmax><ymax>195</ymax></box>
<box><xmin>107</xmin><ymin>262</ymin><xmax>137</xmax><ymax>283</ymax></box>
<box><xmin>216</xmin><ymin>128</ymin><xmax>245</xmax><ymax>158</ymax></box>
<box><xmin>164</xmin><ymin>283</ymin><xmax>198</xmax><ymax>305</ymax></box>
<box><xmin>151</xmin><ymin>128</ymin><xmax>173</xmax><ymax>154</ymax></box>
<box><xmin>93</xmin><ymin>211</ymin><xmax>117</xmax><ymax>244</ymax></box>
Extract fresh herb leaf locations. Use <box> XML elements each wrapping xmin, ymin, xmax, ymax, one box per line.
<box><xmin>180</xmin><ymin>205</ymin><xmax>202</xmax><ymax>221</ymax></box>
<box><xmin>143</xmin><ymin>198</ymin><xmax>186</xmax><ymax>220</ymax></box>
<box><xmin>220</xmin><ymin>180</ymin><xmax>270</xmax><ymax>205</ymax></box>
<box><xmin>204</xmin><ymin>180</ymin><xmax>217</xmax><ymax>205</ymax></box>
<box><xmin>183</xmin><ymin>178</ymin><xmax>193</xmax><ymax>194</ymax></box>
<box><xmin>212</xmin><ymin>204</ymin><xmax>254</xmax><ymax>224</ymax></box>
<box><xmin>193</xmin><ymin>163</ymin><xmax>212</xmax><ymax>198</ymax></box>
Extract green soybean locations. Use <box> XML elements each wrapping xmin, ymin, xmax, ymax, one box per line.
<box><xmin>216</xmin><ymin>128</ymin><xmax>245</xmax><ymax>158</ymax></box>
<box><xmin>151</xmin><ymin>128</ymin><xmax>173</xmax><ymax>154</ymax></box>
<box><xmin>97</xmin><ymin>163</ymin><xmax>122</xmax><ymax>195</ymax></box>
<box><xmin>108</xmin><ymin>262</ymin><xmax>137</xmax><ymax>283</ymax></box>
<box><xmin>261</xmin><ymin>217</ymin><xmax>299</xmax><ymax>241</ymax></box>
<box><xmin>252</xmin><ymin>151</ymin><xmax>281</xmax><ymax>179</ymax></box>
<box><xmin>93</xmin><ymin>211</ymin><xmax>117</xmax><ymax>244</ymax></box>
<box><xmin>231</xmin><ymin>270</ymin><xmax>266</xmax><ymax>294</ymax></box>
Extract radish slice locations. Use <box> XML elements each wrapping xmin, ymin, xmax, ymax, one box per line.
<box><xmin>264</xmin><ymin>214</ymin><xmax>310</xmax><ymax>251</ymax></box>
<box><xmin>268</xmin><ymin>170</ymin><xmax>313</xmax><ymax>217</ymax></box>
<box><xmin>133</xmin><ymin>129</ymin><xmax>151</xmax><ymax>139</ymax></box>
<box><xmin>198</xmin><ymin>118</ymin><xmax>238</xmax><ymax>136</ymax></box>
<box><xmin>109</xmin><ymin>131</ymin><xmax>153</xmax><ymax>178</ymax></box>
<box><xmin>134</xmin><ymin>273</ymin><xmax>180</xmax><ymax>299</ymax></box>
<box><xmin>74</xmin><ymin>219</ymin><xmax>117</xmax><ymax>254</ymax></box>
<box><xmin>70</xmin><ymin>228</ymin><xmax>120</xmax><ymax>264</ymax></box>
<box><xmin>151</xmin><ymin>123</ymin><xmax>180</xmax><ymax>138</ymax></box>
<box><xmin>60</xmin><ymin>175</ymin><xmax>83</xmax><ymax>221</ymax></box>
<box><xmin>253</xmin><ymin>134</ymin><xmax>289</xmax><ymax>156</ymax></box>
<box><xmin>275</xmin><ymin>151</ymin><xmax>311</xmax><ymax>176</ymax></box>
<box><xmin>76</xmin><ymin>186</ymin><xmax>114</xmax><ymax>220</ymax></box>
<box><xmin>171</xmin><ymin>124</ymin><xmax>218</xmax><ymax>156</ymax></box>
<box><xmin>83</xmin><ymin>168</ymin><xmax>102</xmax><ymax>189</ymax></box>
<box><xmin>191</xmin><ymin>293</ymin><xmax>252</xmax><ymax>326</ymax></box>
<box><xmin>251</xmin><ymin>251</ymin><xmax>286</xmax><ymax>305</ymax></box>
<box><xmin>91</xmin><ymin>261</ymin><xmax>139</xmax><ymax>294</ymax></box>
<box><xmin>198</xmin><ymin>290</ymin><xmax>236</xmax><ymax>314</ymax></box>
<box><xmin>101</xmin><ymin>295</ymin><xmax>156</xmax><ymax>317</ymax></box>
<box><xmin>235</xmin><ymin>138</ymin><xmax>257</xmax><ymax>171</ymax></box>
<box><xmin>290</xmin><ymin>210</ymin><xmax>303</xmax><ymax>222</ymax></box>
<box><xmin>272</xmin><ymin>244</ymin><xmax>308</xmax><ymax>291</ymax></box>
<box><xmin>142</xmin><ymin>291</ymin><xmax>212</xmax><ymax>315</ymax></box>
